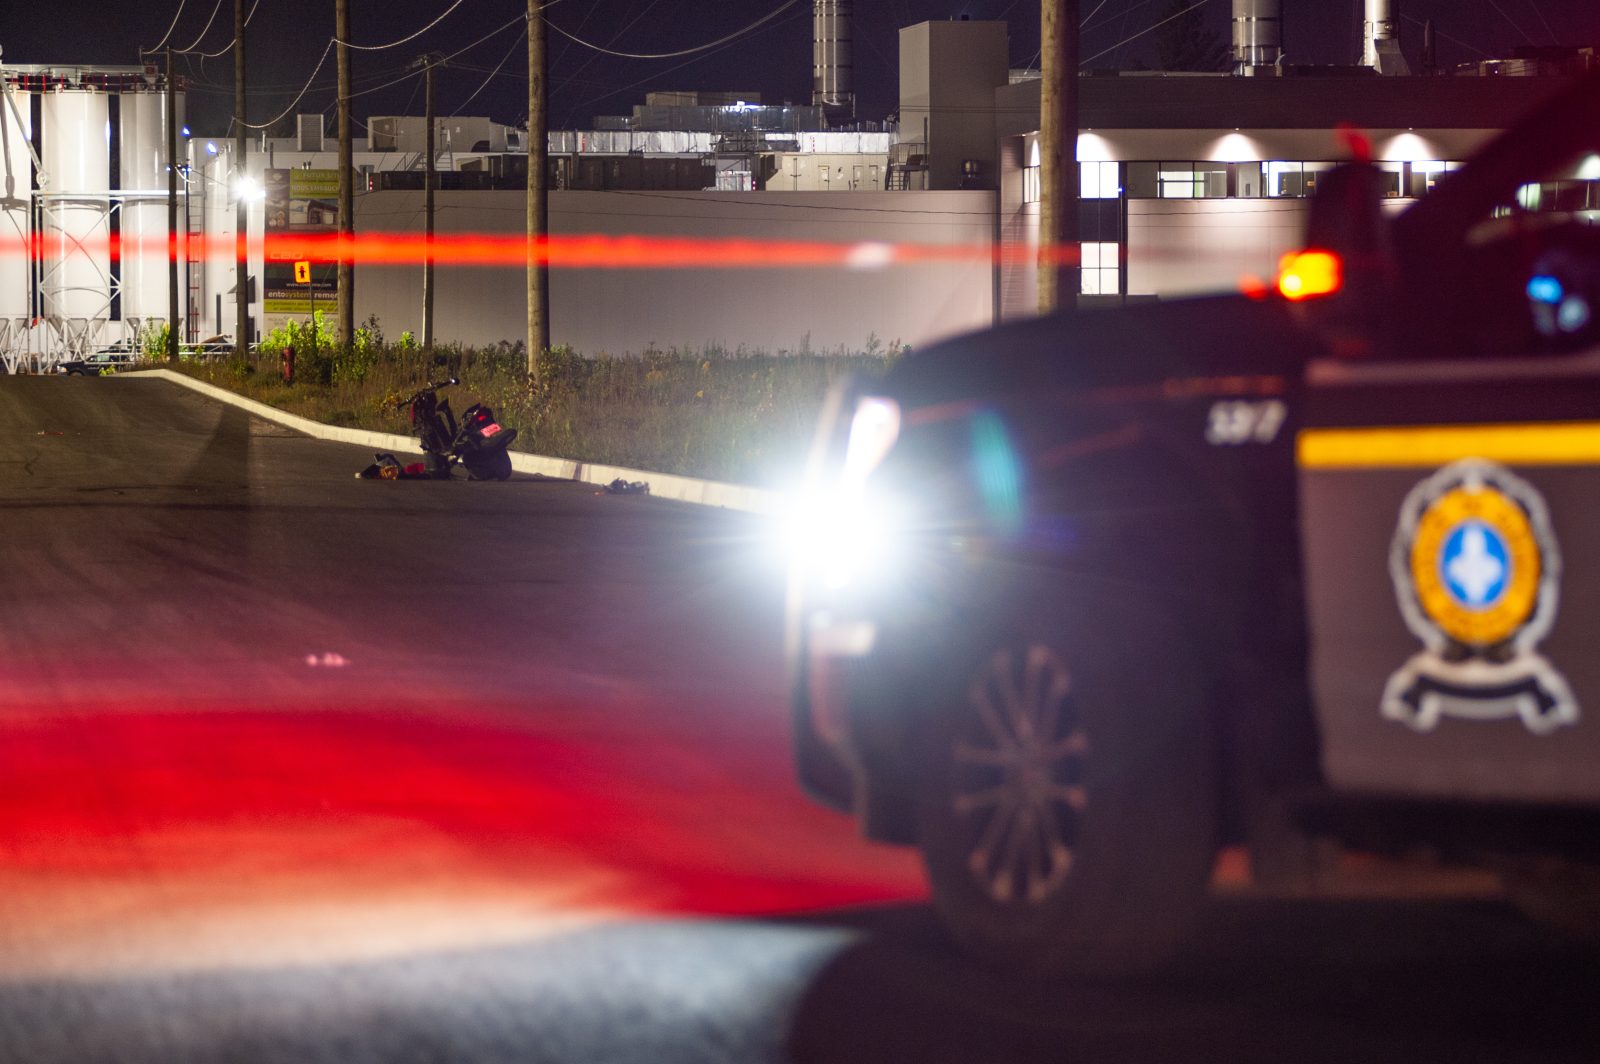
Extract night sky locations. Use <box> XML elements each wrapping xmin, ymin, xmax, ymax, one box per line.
<box><xmin>5</xmin><ymin>0</ymin><xmax>1599</xmax><ymax>135</ymax></box>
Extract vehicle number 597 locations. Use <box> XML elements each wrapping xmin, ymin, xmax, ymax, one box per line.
<box><xmin>1205</xmin><ymin>399</ymin><xmax>1287</xmax><ymax>445</ymax></box>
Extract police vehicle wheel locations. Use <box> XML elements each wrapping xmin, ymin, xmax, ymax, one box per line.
<box><xmin>1501</xmin><ymin>858</ymin><xmax>1600</xmax><ymax>938</ymax></box>
<box><xmin>914</xmin><ymin>599</ymin><xmax>1217</xmax><ymax>976</ymax></box>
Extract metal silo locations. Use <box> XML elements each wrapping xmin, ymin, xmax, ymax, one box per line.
<box><xmin>118</xmin><ymin>87</ymin><xmax>175</xmax><ymax>330</ymax></box>
<box><xmin>0</xmin><ymin>79</ymin><xmax>32</xmax><ymax>364</ymax></box>
<box><xmin>40</xmin><ymin>89</ymin><xmax>112</xmax><ymax>353</ymax></box>
<box><xmin>812</xmin><ymin>0</ymin><xmax>854</xmax><ymax>120</ymax></box>
<box><xmin>1232</xmin><ymin>0</ymin><xmax>1283</xmax><ymax>73</ymax></box>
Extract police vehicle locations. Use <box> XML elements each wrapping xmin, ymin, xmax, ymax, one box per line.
<box><xmin>784</xmin><ymin>71</ymin><xmax>1600</xmax><ymax>972</ymax></box>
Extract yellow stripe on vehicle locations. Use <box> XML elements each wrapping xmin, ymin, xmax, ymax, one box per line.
<box><xmin>1298</xmin><ymin>421</ymin><xmax>1600</xmax><ymax>469</ymax></box>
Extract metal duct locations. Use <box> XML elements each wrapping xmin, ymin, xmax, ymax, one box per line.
<box><xmin>812</xmin><ymin>0</ymin><xmax>854</xmax><ymax>119</ymax></box>
<box><xmin>1232</xmin><ymin>0</ymin><xmax>1283</xmax><ymax>72</ymax></box>
<box><xmin>1362</xmin><ymin>0</ymin><xmax>1399</xmax><ymax>68</ymax></box>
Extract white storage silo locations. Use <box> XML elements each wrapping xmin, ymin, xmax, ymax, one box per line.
<box><xmin>118</xmin><ymin>88</ymin><xmax>176</xmax><ymax>327</ymax></box>
<box><xmin>40</xmin><ymin>90</ymin><xmax>112</xmax><ymax>344</ymax></box>
<box><xmin>0</xmin><ymin>82</ymin><xmax>32</xmax><ymax>350</ymax></box>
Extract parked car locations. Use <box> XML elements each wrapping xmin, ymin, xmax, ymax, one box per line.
<box><xmin>784</xmin><ymin>71</ymin><xmax>1600</xmax><ymax>973</ymax></box>
<box><xmin>57</xmin><ymin>342</ymin><xmax>141</xmax><ymax>376</ymax></box>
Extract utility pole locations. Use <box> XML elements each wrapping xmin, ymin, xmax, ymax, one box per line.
<box><xmin>234</xmin><ymin>0</ymin><xmax>249</xmax><ymax>359</ymax></box>
<box><xmin>336</xmin><ymin>0</ymin><xmax>354</xmax><ymax>347</ymax></box>
<box><xmin>1038</xmin><ymin>0</ymin><xmax>1079</xmax><ymax>314</ymax></box>
<box><xmin>166</xmin><ymin>46</ymin><xmax>180</xmax><ymax>362</ymax></box>
<box><xmin>419</xmin><ymin>53</ymin><xmax>437</xmax><ymax>351</ymax></box>
<box><xmin>527</xmin><ymin>0</ymin><xmax>549</xmax><ymax>381</ymax></box>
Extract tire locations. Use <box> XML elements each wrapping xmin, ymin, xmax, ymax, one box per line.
<box><xmin>915</xmin><ymin>596</ymin><xmax>1217</xmax><ymax>976</ymax></box>
<box><xmin>1501</xmin><ymin>858</ymin><xmax>1600</xmax><ymax>938</ymax></box>
<box><xmin>464</xmin><ymin>447</ymin><xmax>513</xmax><ymax>481</ymax></box>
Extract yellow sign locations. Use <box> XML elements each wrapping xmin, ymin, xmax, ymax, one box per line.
<box><xmin>294</xmin><ymin>261</ymin><xmax>312</xmax><ymax>284</ymax></box>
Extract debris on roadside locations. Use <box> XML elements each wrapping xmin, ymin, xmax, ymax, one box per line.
<box><xmin>355</xmin><ymin>453</ymin><xmax>429</xmax><ymax>480</ymax></box>
<box><xmin>600</xmin><ymin>478</ymin><xmax>650</xmax><ymax>496</ymax></box>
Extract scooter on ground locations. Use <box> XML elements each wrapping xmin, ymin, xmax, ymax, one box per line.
<box><xmin>356</xmin><ymin>377</ymin><xmax>518</xmax><ymax>481</ymax></box>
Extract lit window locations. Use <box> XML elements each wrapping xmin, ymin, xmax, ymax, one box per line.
<box><xmin>1080</xmin><ymin>160</ymin><xmax>1120</xmax><ymax>199</ymax></box>
<box><xmin>1080</xmin><ymin>241</ymin><xmax>1119</xmax><ymax>295</ymax></box>
<box><xmin>1407</xmin><ymin>160</ymin><xmax>1461</xmax><ymax>197</ymax></box>
<box><xmin>1158</xmin><ymin>163</ymin><xmax>1196</xmax><ymax>198</ymax></box>
<box><xmin>1022</xmin><ymin>165</ymin><xmax>1040</xmax><ymax>203</ymax></box>
<box><xmin>1266</xmin><ymin>161</ymin><xmax>1336</xmax><ymax>198</ymax></box>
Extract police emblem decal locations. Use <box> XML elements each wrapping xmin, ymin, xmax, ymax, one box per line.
<box><xmin>1383</xmin><ymin>458</ymin><xmax>1577</xmax><ymax>734</ymax></box>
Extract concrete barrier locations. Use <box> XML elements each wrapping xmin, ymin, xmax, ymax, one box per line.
<box><xmin>130</xmin><ymin>369</ymin><xmax>780</xmax><ymax>514</ymax></box>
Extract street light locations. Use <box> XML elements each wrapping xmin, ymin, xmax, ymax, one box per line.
<box><xmin>234</xmin><ymin>175</ymin><xmax>265</xmax><ymax>203</ymax></box>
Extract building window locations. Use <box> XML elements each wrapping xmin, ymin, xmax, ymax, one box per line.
<box><xmin>1080</xmin><ymin>160</ymin><xmax>1119</xmax><ymax>199</ymax></box>
<box><xmin>1153</xmin><ymin>162</ymin><xmax>1228</xmax><ymax>198</ymax></box>
<box><xmin>1023</xmin><ymin>164</ymin><xmax>1040</xmax><ymax>203</ymax></box>
<box><xmin>1375</xmin><ymin>161</ymin><xmax>1404</xmax><ymax>197</ymax></box>
<box><xmin>1266</xmin><ymin>161</ymin><xmax>1337</xmax><ymax>197</ymax></box>
<box><xmin>1158</xmin><ymin>163</ymin><xmax>1196</xmax><ymax>198</ymax></box>
<box><xmin>1080</xmin><ymin>242</ymin><xmax>1119</xmax><ymax>295</ymax></box>
<box><xmin>1407</xmin><ymin>160</ymin><xmax>1461</xmax><ymax>198</ymax></box>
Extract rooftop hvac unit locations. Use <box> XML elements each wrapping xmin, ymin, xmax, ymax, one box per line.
<box><xmin>298</xmin><ymin>114</ymin><xmax>324</xmax><ymax>152</ymax></box>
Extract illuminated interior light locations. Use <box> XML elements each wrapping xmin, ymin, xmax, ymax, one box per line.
<box><xmin>1277</xmin><ymin>249</ymin><xmax>1343</xmax><ymax>301</ymax></box>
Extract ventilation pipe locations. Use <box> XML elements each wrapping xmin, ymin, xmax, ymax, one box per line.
<box><xmin>812</xmin><ymin>0</ymin><xmax>854</xmax><ymax>121</ymax></box>
<box><xmin>1362</xmin><ymin>0</ymin><xmax>1411</xmax><ymax>73</ymax></box>
<box><xmin>1232</xmin><ymin>0</ymin><xmax>1283</xmax><ymax>75</ymax></box>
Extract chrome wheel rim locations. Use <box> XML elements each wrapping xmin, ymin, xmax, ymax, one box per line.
<box><xmin>951</xmin><ymin>643</ymin><xmax>1086</xmax><ymax>905</ymax></box>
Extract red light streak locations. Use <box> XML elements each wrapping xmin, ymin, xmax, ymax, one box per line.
<box><xmin>0</xmin><ymin>231</ymin><xmax>1079</xmax><ymax>270</ymax></box>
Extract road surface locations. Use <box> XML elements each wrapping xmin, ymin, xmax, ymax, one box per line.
<box><xmin>0</xmin><ymin>374</ymin><xmax>1594</xmax><ymax>1063</ymax></box>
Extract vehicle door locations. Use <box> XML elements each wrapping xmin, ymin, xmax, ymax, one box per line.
<box><xmin>1297</xmin><ymin>74</ymin><xmax>1600</xmax><ymax>806</ymax></box>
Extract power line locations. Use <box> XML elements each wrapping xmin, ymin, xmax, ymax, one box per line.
<box><xmin>558</xmin><ymin>8</ymin><xmax>807</xmax><ymax>125</ymax></box>
<box><xmin>1400</xmin><ymin>14</ymin><xmax>1496</xmax><ymax>60</ymax></box>
<box><xmin>183</xmin><ymin>0</ymin><xmax>264</xmax><ymax>60</ymax></box>
<box><xmin>177</xmin><ymin>0</ymin><xmax>226</xmax><ymax>54</ymax></box>
<box><xmin>546</xmin><ymin>0</ymin><xmax>806</xmax><ymax>60</ymax></box>
<box><xmin>1084</xmin><ymin>0</ymin><xmax>1165</xmax><ymax>34</ymax></box>
<box><xmin>146</xmin><ymin>0</ymin><xmax>191</xmax><ymax>53</ymax></box>
<box><xmin>1485</xmin><ymin>0</ymin><xmax>1536</xmax><ymax>45</ymax></box>
<box><xmin>1525</xmin><ymin>0</ymin><xmax>1558</xmax><ymax>44</ymax></box>
<box><xmin>452</xmin><ymin>26</ymin><xmax>529</xmax><ymax>116</ymax></box>
<box><xmin>238</xmin><ymin>40</ymin><xmax>334</xmax><ymax>129</ymax></box>
<box><xmin>555</xmin><ymin>0</ymin><xmax>671</xmax><ymax>98</ymax></box>
<box><xmin>235</xmin><ymin>12</ymin><xmax>526</xmax><ymax>129</ymax></box>
<box><xmin>344</xmin><ymin>13</ymin><xmax>529</xmax><ymax>103</ymax></box>
<box><xmin>1081</xmin><ymin>0</ymin><xmax>1215</xmax><ymax>67</ymax></box>
<box><xmin>334</xmin><ymin>0</ymin><xmax>469</xmax><ymax>52</ymax></box>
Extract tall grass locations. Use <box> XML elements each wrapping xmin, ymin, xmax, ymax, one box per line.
<box><xmin>170</xmin><ymin>337</ymin><xmax>895</xmax><ymax>486</ymax></box>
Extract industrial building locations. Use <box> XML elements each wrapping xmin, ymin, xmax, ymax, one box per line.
<box><xmin>2</xmin><ymin>0</ymin><xmax>1595</xmax><ymax>369</ymax></box>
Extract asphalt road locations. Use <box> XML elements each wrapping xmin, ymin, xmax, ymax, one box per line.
<box><xmin>0</xmin><ymin>374</ymin><xmax>1596</xmax><ymax>1063</ymax></box>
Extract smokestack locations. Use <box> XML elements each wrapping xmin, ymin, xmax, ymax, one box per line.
<box><xmin>1362</xmin><ymin>0</ymin><xmax>1409</xmax><ymax>73</ymax></box>
<box><xmin>1232</xmin><ymin>0</ymin><xmax>1283</xmax><ymax>74</ymax></box>
<box><xmin>812</xmin><ymin>0</ymin><xmax>854</xmax><ymax>121</ymax></box>
<box><xmin>1422</xmin><ymin>19</ymin><xmax>1436</xmax><ymax>72</ymax></box>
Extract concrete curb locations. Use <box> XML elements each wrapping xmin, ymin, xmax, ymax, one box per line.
<box><xmin>130</xmin><ymin>369</ymin><xmax>780</xmax><ymax>514</ymax></box>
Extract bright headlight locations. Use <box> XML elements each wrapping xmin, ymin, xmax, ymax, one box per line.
<box><xmin>780</xmin><ymin>488</ymin><xmax>902</xmax><ymax>590</ymax></box>
<box><xmin>781</xmin><ymin>395</ymin><xmax>903</xmax><ymax>590</ymax></box>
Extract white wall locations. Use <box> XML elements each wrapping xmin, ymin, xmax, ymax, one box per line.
<box><xmin>355</xmin><ymin>189</ymin><xmax>996</xmax><ymax>354</ymax></box>
<box><xmin>1127</xmin><ymin>198</ymin><xmax>1310</xmax><ymax>297</ymax></box>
